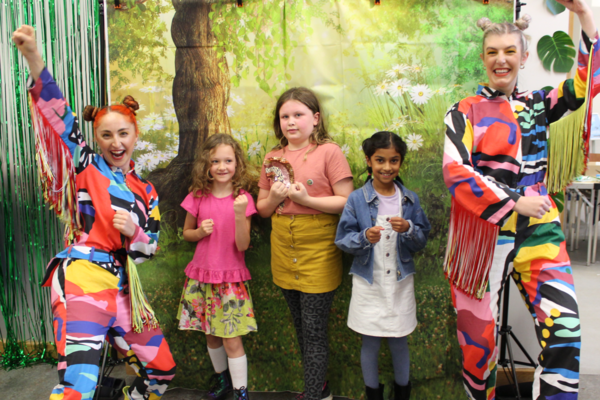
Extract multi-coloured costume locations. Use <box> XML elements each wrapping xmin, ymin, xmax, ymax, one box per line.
<box><xmin>442</xmin><ymin>32</ymin><xmax>600</xmax><ymax>400</ymax></box>
<box><xmin>29</xmin><ymin>69</ymin><xmax>176</xmax><ymax>400</ymax></box>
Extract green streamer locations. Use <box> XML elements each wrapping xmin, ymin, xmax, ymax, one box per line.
<box><xmin>0</xmin><ymin>0</ymin><xmax>102</xmax><ymax>370</ymax></box>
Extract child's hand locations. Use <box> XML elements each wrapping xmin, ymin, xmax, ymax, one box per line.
<box><xmin>113</xmin><ymin>209</ymin><xmax>137</xmax><ymax>238</ymax></box>
<box><xmin>366</xmin><ymin>226</ymin><xmax>384</xmax><ymax>244</ymax></box>
<box><xmin>288</xmin><ymin>182</ymin><xmax>309</xmax><ymax>205</ymax></box>
<box><xmin>233</xmin><ymin>194</ymin><xmax>248</xmax><ymax>216</ymax></box>
<box><xmin>390</xmin><ymin>217</ymin><xmax>409</xmax><ymax>233</ymax></box>
<box><xmin>269</xmin><ymin>181</ymin><xmax>289</xmax><ymax>204</ymax></box>
<box><xmin>199</xmin><ymin>219</ymin><xmax>214</xmax><ymax>237</ymax></box>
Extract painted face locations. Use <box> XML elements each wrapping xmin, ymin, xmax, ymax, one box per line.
<box><xmin>279</xmin><ymin>100</ymin><xmax>319</xmax><ymax>150</ymax></box>
<box><xmin>209</xmin><ymin>144</ymin><xmax>237</xmax><ymax>185</ymax></box>
<box><xmin>95</xmin><ymin>112</ymin><xmax>138</xmax><ymax>173</ymax></box>
<box><xmin>480</xmin><ymin>33</ymin><xmax>528</xmax><ymax>96</ymax></box>
<box><xmin>366</xmin><ymin>147</ymin><xmax>402</xmax><ymax>188</ymax></box>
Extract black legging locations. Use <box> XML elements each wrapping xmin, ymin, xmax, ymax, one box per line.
<box><xmin>281</xmin><ymin>288</ymin><xmax>336</xmax><ymax>400</ymax></box>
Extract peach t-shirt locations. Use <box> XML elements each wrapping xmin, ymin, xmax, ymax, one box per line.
<box><xmin>258</xmin><ymin>143</ymin><xmax>353</xmax><ymax>215</ymax></box>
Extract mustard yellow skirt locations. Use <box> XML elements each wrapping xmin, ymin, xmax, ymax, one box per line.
<box><xmin>271</xmin><ymin>213</ymin><xmax>342</xmax><ymax>293</ymax></box>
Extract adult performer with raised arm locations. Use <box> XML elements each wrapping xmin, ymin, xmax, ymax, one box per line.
<box><xmin>12</xmin><ymin>25</ymin><xmax>176</xmax><ymax>400</ymax></box>
<box><xmin>442</xmin><ymin>1</ymin><xmax>598</xmax><ymax>399</ymax></box>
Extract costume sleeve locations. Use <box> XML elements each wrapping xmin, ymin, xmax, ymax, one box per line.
<box><xmin>334</xmin><ymin>193</ymin><xmax>373</xmax><ymax>255</ymax></box>
<box><xmin>545</xmin><ymin>31</ymin><xmax>600</xmax><ymax>124</ymax></box>
<box><xmin>127</xmin><ymin>183</ymin><xmax>160</xmax><ymax>264</ymax></box>
<box><xmin>28</xmin><ymin>68</ymin><xmax>95</xmax><ymax>173</ymax></box>
<box><xmin>443</xmin><ymin>102</ymin><xmax>521</xmax><ymax>225</ymax></box>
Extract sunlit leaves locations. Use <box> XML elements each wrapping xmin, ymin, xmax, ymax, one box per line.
<box><xmin>209</xmin><ymin>0</ymin><xmax>341</xmax><ymax>97</ymax></box>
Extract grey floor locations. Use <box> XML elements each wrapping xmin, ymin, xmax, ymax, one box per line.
<box><xmin>2</xmin><ymin>242</ymin><xmax>599</xmax><ymax>400</ymax></box>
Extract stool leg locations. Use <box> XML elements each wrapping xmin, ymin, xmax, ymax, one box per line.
<box><xmin>94</xmin><ymin>340</ymin><xmax>110</xmax><ymax>400</ymax></box>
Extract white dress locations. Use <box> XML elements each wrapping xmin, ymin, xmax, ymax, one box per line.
<box><xmin>347</xmin><ymin>188</ymin><xmax>417</xmax><ymax>337</ymax></box>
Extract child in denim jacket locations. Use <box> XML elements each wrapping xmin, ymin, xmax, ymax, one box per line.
<box><xmin>335</xmin><ymin>131</ymin><xmax>430</xmax><ymax>400</ymax></box>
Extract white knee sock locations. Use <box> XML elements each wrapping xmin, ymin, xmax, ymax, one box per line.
<box><xmin>228</xmin><ymin>354</ymin><xmax>248</xmax><ymax>389</ymax></box>
<box><xmin>207</xmin><ymin>345</ymin><xmax>228</xmax><ymax>373</ymax></box>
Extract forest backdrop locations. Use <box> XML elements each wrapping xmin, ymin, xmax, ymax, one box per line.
<box><xmin>106</xmin><ymin>0</ymin><xmax>515</xmax><ymax>397</ymax></box>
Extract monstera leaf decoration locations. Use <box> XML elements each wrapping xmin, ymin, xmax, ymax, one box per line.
<box><xmin>546</xmin><ymin>0</ymin><xmax>566</xmax><ymax>15</ymax></box>
<box><xmin>537</xmin><ymin>31</ymin><xmax>576</xmax><ymax>73</ymax></box>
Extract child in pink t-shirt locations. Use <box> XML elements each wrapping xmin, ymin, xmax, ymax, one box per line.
<box><xmin>177</xmin><ymin>134</ymin><xmax>257</xmax><ymax>400</ymax></box>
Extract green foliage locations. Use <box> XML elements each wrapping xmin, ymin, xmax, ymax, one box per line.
<box><xmin>537</xmin><ymin>31</ymin><xmax>577</xmax><ymax>73</ymax></box>
<box><xmin>139</xmin><ymin>241</ymin><xmax>463</xmax><ymax>397</ymax></box>
<box><xmin>423</xmin><ymin>0</ymin><xmax>514</xmax><ymax>86</ymax></box>
<box><xmin>209</xmin><ymin>0</ymin><xmax>342</xmax><ymax>97</ymax></box>
<box><xmin>546</xmin><ymin>0</ymin><xmax>566</xmax><ymax>15</ymax></box>
<box><xmin>107</xmin><ymin>0</ymin><xmax>173</xmax><ymax>92</ymax></box>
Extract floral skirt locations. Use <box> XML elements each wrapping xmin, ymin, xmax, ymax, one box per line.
<box><xmin>177</xmin><ymin>278</ymin><xmax>257</xmax><ymax>338</ymax></box>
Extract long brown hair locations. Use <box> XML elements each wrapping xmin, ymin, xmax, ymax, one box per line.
<box><xmin>272</xmin><ymin>87</ymin><xmax>336</xmax><ymax>158</ymax></box>
<box><xmin>188</xmin><ymin>134</ymin><xmax>251</xmax><ymax>197</ymax></box>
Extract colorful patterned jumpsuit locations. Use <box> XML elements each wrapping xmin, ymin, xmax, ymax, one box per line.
<box><xmin>29</xmin><ymin>69</ymin><xmax>176</xmax><ymax>400</ymax></box>
<box><xmin>443</xmin><ymin>32</ymin><xmax>599</xmax><ymax>400</ymax></box>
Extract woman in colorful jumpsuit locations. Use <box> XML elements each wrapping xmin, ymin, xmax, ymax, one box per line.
<box><xmin>442</xmin><ymin>1</ymin><xmax>598</xmax><ymax>399</ymax></box>
<box><xmin>13</xmin><ymin>25</ymin><xmax>176</xmax><ymax>400</ymax></box>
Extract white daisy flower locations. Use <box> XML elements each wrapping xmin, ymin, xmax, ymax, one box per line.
<box><xmin>135</xmin><ymin>140</ymin><xmax>156</xmax><ymax>152</ymax></box>
<box><xmin>410</xmin><ymin>84</ymin><xmax>432</xmax><ymax>105</ymax></box>
<box><xmin>389</xmin><ymin>78</ymin><xmax>412</xmax><ymax>97</ymax></box>
<box><xmin>165</xmin><ymin>107</ymin><xmax>178</xmax><ymax>122</ymax></box>
<box><xmin>411</xmin><ymin>64</ymin><xmax>425</xmax><ymax>74</ymax></box>
<box><xmin>341</xmin><ymin>144</ymin><xmax>350</xmax><ymax>157</ymax></box>
<box><xmin>163</xmin><ymin>95</ymin><xmax>174</xmax><ymax>105</ymax></box>
<box><xmin>121</xmin><ymin>82</ymin><xmax>138</xmax><ymax>90</ymax></box>
<box><xmin>139</xmin><ymin>113</ymin><xmax>165</xmax><ymax>132</ymax></box>
<box><xmin>231</xmin><ymin>130</ymin><xmax>244</xmax><ymax>141</ymax></box>
<box><xmin>434</xmin><ymin>87</ymin><xmax>448</xmax><ymax>95</ymax></box>
<box><xmin>385</xmin><ymin>64</ymin><xmax>409</xmax><ymax>79</ymax></box>
<box><xmin>374</xmin><ymin>81</ymin><xmax>389</xmax><ymax>96</ymax></box>
<box><xmin>230</xmin><ymin>93</ymin><xmax>245</xmax><ymax>105</ymax></box>
<box><xmin>406</xmin><ymin>133</ymin><xmax>423</xmax><ymax>151</ymax></box>
<box><xmin>247</xmin><ymin>141</ymin><xmax>261</xmax><ymax>157</ymax></box>
<box><xmin>227</xmin><ymin>105</ymin><xmax>235</xmax><ymax>117</ymax></box>
<box><xmin>215</xmin><ymin>17</ymin><xmax>225</xmax><ymax>24</ymax></box>
<box><xmin>137</xmin><ymin>103</ymin><xmax>146</xmax><ymax>112</ymax></box>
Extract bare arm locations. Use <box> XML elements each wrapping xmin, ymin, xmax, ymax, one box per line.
<box><xmin>288</xmin><ymin>177</ymin><xmax>354</xmax><ymax>214</ymax></box>
<box><xmin>182</xmin><ymin>212</ymin><xmax>213</xmax><ymax>242</ymax></box>
<box><xmin>233</xmin><ymin>195</ymin><xmax>252</xmax><ymax>252</ymax></box>
<box><xmin>12</xmin><ymin>25</ymin><xmax>44</xmax><ymax>81</ymax></box>
<box><xmin>557</xmin><ymin>0</ymin><xmax>597</xmax><ymax>38</ymax></box>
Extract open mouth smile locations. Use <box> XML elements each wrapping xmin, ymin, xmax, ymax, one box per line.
<box><xmin>111</xmin><ymin>150</ymin><xmax>126</xmax><ymax>160</ymax></box>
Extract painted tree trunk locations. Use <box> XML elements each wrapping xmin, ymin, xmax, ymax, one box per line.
<box><xmin>148</xmin><ymin>0</ymin><xmax>230</xmax><ymax>226</ymax></box>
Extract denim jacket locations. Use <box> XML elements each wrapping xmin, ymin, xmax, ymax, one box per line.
<box><xmin>335</xmin><ymin>180</ymin><xmax>431</xmax><ymax>284</ymax></box>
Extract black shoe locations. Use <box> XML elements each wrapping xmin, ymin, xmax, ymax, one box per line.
<box><xmin>295</xmin><ymin>381</ymin><xmax>332</xmax><ymax>400</ymax></box>
<box><xmin>393</xmin><ymin>381</ymin><xmax>411</xmax><ymax>400</ymax></box>
<box><xmin>365</xmin><ymin>383</ymin><xmax>385</xmax><ymax>400</ymax></box>
<box><xmin>234</xmin><ymin>386</ymin><xmax>250</xmax><ymax>400</ymax></box>
<box><xmin>202</xmin><ymin>369</ymin><xmax>233</xmax><ymax>400</ymax></box>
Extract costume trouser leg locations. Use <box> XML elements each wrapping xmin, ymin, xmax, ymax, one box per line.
<box><xmin>452</xmin><ymin>198</ymin><xmax>580</xmax><ymax>400</ymax></box>
<box><xmin>49</xmin><ymin>259</ymin><xmax>176</xmax><ymax>400</ymax></box>
<box><xmin>281</xmin><ymin>288</ymin><xmax>336</xmax><ymax>400</ymax></box>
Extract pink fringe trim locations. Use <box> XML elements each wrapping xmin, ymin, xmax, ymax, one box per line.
<box><xmin>29</xmin><ymin>96</ymin><xmax>81</xmax><ymax>243</ymax></box>
<box><xmin>443</xmin><ymin>199</ymin><xmax>500</xmax><ymax>300</ymax></box>
<box><xmin>184</xmin><ymin>264</ymin><xmax>251</xmax><ymax>284</ymax></box>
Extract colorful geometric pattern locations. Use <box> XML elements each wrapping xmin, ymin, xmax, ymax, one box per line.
<box><xmin>49</xmin><ymin>259</ymin><xmax>176</xmax><ymax>400</ymax></box>
<box><xmin>28</xmin><ymin>69</ymin><xmax>160</xmax><ymax>286</ymax></box>
<box><xmin>451</xmin><ymin>194</ymin><xmax>580</xmax><ymax>400</ymax></box>
<box><xmin>443</xmin><ymin>32</ymin><xmax>598</xmax><ymax>400</ymax></box>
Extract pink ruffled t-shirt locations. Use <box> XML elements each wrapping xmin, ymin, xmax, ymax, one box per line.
<box><xmin>181</xmin><ymin>190</ymin><xmax>257</xmax><ymax>284</ymax></box>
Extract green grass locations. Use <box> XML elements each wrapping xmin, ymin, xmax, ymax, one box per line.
<box><xmin>139</xmin><ymin>231</ymin><xmax>465</xmax><ymax>399</ymax></box>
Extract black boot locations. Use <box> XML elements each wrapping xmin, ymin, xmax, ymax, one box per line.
<box><xmin>393</xmin><ymin>381</ymin><xmax>411</xmax><ymax>400</ymax></box>
<box><xmin>201</xmin><ymin>369</ymin><xmax>233</xmax><ymax>400</ymax></box>
<box><xmin>234</xmin><ymin>386</ymin><xmax>250</xmax><ymax>400</ymax></box>
<box><xmin>365</xmin><ymin>383</ymin><xmax>385</xmax><ymax>400</ymax></box>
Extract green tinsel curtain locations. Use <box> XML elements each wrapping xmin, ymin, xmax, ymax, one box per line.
<box><xmin>0</xmin><ymin>0</ymin><xmax>103</xmax><ymax>369</ymax></box>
